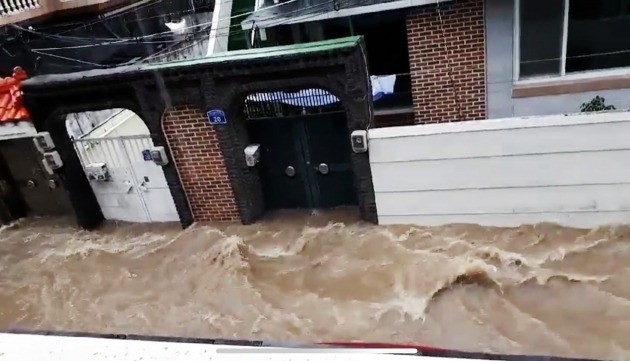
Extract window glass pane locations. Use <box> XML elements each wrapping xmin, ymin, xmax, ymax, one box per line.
<box><xmin>566</xmin><ymin>0</ymin><xmax>630</xmax><ymax>73</ymax></box>
<box><xmin>519</xmin><ymin>0</ymin><xmax>564</xmax><ymax>78</ymax></box>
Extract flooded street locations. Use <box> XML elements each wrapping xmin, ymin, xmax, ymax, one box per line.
<box><xmin>0</xmin><ymin>209</ymin><xmax>629</xmax><ymax>360</ymax></box>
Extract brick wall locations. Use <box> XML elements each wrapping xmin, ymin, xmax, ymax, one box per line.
<box><xmin>162</xmin><ymin>105</ymin><xmax>240</xmax><ymax>222</ymax></box>
<box><xmin>406</xmin><ymin>0</ymin><xmax>486</xmax><ymax>123</ymax></box>
<box><xmin>373</xmin><ymin>112</ymin><xmax>415</xmax><ymax>128</ymax></box>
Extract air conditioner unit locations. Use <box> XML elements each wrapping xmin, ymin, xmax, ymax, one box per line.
<box><xmin>33</xmin><ymin>132</ymin><xmax>55</xmax><ymax>153</ymax></box>
<box><xmin>42</xmin><ymin>151</ymin><xmax>63</xmax><ymax>175</ymax></box>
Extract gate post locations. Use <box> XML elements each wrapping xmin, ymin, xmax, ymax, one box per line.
<box><xmin>133</xmin><ymin>81</ymin><xmax>194</xmax><ymax>228</ymax></box>
<box><xmin>199</xmin><ymin>77</ymin><xmax>265</xmax><ymax>225</ymax></box>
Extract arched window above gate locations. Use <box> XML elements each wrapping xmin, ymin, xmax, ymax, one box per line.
<box><xmin>243</xmin><ymin>88</ymin><xmax>344</xmax><ymax>120</ymax></box>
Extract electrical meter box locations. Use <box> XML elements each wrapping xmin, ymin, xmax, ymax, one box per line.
<box><xmin>350</xmin><ymin>130</ymin><xmax>368</xmax><ymax>153</ymax></box>
<box><xmin>244</xmin><ymin>144</ymin><xmax>260</xmax><ymax>167</ymax></box>
<box><xmin>85</xmin><ymin>162</ymin><xmax>111</xmax><ymax>182</ymax></box>
<box><xmin>33</xmin><ymin>132</ymin><xmax>55</xmax><ymax>153</ymax></box>
<box><xmin>150</xmin><ymin>146</ymin><xmax>168</xmax><ymax>166</ymax></box>
<box><xmin>42</xmin><ymin>151</ymin><xmax>63</xmax><ymax>173</ymax></box>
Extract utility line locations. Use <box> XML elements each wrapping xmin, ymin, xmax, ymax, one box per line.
<box><xmin>12</xmin><ymin>0</ymin><xmax>322</xmax><ymax>46</ymax></box>
<box><xmin>139</xmin><ymin>0</ymin><xmax>363</xmax><ymax>62</ymax></box>
<box><xmin>28</xmin><ymin>0</ymin><xmax>352</xmax><ymax>54</ymax></box>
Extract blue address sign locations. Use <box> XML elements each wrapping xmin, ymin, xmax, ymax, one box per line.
<box><xmin>207</xmin><ymin>109</ymin><xmax>227</xmax><ymax>125</ymax></box>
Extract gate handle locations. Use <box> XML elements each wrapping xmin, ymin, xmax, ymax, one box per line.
<box><xmin>316</xmin><ymin>163</ymin><xmax>329</xmax><ymax>175</ymax></box>
<box><xmin>285</xmin><ymin>166</ymin><xmax>296</xmax><ymax>177</ymax></box>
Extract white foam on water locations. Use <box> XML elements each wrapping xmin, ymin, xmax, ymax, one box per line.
<box><xmin>0</xmin><ymin>213</ymin><xmax>629</xmax><ymax>360</ymax></box>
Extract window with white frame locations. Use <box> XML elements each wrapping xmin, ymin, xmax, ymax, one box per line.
<box><xmin>517</xmin><ymin>0</ymin><xmax>630</xmax><ymax>79</ymax></box>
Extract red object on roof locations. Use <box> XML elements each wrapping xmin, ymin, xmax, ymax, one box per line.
<box><xmin>0</xmin><ymin>67</ymin><xmax>30</xmax><ymax>123</ymax></box>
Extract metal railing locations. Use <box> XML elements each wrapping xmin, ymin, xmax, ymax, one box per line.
<box><xmin>243</xmin><ymin>74</ymin><xmax>414</xmax><ymax>120</ymax></box>
<box><xmin>73</xmin><ymin>135</ymin><xmax>155</xmax><ymax>170</ymax></box>
<box><xmin>244</xmin><ymin>88</ymin><xmax>344</xmax><ymax>119</ymax></box>
<box><xmin>0</xmin><ymin>0</ymin><xmax>131</xmax><ymax>25</ymax></box>
<box><xmin>0</xmin><ymin>0</ymin><xmax>41</xmax><ymax>17</ymax></box>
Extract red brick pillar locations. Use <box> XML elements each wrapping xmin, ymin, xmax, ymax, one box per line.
<box><xmin>406</xmin><ymin>0</ymin><xmax>486</xmax><ymax>123</ymax></box>
<box><xmin>162</xmin><ymin>105</ymin><xmax>240</xmax><ymax>222</ymax></box>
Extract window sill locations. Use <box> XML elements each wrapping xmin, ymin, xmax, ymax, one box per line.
<box><xmin>512</xmin><ymin>72</ymin><xmax>630</xmax><ymax>98</ymax></box>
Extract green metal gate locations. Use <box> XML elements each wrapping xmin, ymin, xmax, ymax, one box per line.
<box><xmin>247</xmin><ymin>112</ymin><xmax>357</xmax><ymax>210</ymax></box>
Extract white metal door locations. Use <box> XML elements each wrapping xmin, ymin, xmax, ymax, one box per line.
<box><xmin>73</xmin><ymin>136</ymin><xmax>179</xmax><ymax>223</ymax></box>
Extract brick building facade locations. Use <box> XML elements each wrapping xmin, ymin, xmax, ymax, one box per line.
<box><xmin>406</xmin><ymin>0</ymin><xmax>486</xmax><ymax>123</ymax></box>
<box><xmin>163</xmin><ymin>106</ymin><xmax>240</xmax><ymax>222</ymax></box>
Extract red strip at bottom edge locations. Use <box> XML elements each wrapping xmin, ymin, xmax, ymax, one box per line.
<box><xmin>317</xmin><ymin>342</ymin><xmax>446</xmax><ymax>353</ymax></box>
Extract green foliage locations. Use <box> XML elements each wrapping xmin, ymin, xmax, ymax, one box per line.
<box><xmin>580</xmin><ymin>96</ymin><xmax>616</xmax><ymax>112</ymax></box>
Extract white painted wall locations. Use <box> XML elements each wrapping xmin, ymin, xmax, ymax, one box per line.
<box><xmin>0</xmin><ymin>122</ymin><xmax>37</xmax><ymax>140</ymax></box>
<box><xmin>84</xmin><ymin>110</ymin><xmax>147</xmax><ymax>139</ymax></box>
<box><xmin>368</xmin><ymin>111</ymin><xmax>630</xmax><ymax>228</ymax></box>
<box><xmin>66</xmin><ymin>109</ymin><xmax>121</xmax><ymax>139</ymax></box>
<box><xmin>207</xmin><ymin>0</ymin><xmax>233</xmax><ymax>54</ymax></box>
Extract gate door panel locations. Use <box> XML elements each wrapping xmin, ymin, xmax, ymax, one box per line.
<box><xmin>248</xmin><ymin>114</ymin><xmax>357</xmax><ymax>210</ymax></box>
<box><xmin>120</xmin><ymin>137</ymin><xmax>180</xmax><ymax>223</ymax></box>
<box><xmin>304</xmin><ymin>113</ymin><xmax>357</xmax><ymax>208</ymax></box>
<box><xmin>73</xmin><ymin>136</ymin><xmax>179</xmax><ymax>223</ymax></box>
<box><xmin>247</xmin><ymin>118</ymin><xmax>311</xmax><ymax>210</ymax></box>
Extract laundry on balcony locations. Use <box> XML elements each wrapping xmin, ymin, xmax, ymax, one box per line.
<box><xmin>245</xmin><ymin>74</ymin><xmax>398</xmax><ymax>107</ymax></box>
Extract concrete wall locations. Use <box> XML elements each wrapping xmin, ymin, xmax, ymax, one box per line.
<box><xmin>369</xmin><ymin>111</ymin><xmax>630</xmax><ymax>228</ymax></box>
<box><xmin>485</xmin><ymin>0</ymin><xmax>630</xmax><ymax>119</ymax></box>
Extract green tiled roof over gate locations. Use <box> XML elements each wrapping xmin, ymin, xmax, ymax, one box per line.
<box><xmin>145</xmin><ymin>36</ymin><xmax>362</xmax><ymax>70</ymax></box>
<box><xmin>23</xmin><ymin>36</ymin><xmax>363</xmax><ymax>87</ymax></box>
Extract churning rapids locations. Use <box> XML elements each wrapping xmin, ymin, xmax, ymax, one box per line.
<box><xmin>1</xmin><ymin>209</ymin><xmax>629</xmax><ymax>360</ymax></box>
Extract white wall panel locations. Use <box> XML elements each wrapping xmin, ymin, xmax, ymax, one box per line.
<box><xmin>368</xmin><ymin>111</ymin><xmax>630</xmax><ymax>228</ymax></box>
<box><xmin>371</xmin><ymin>150</ymin><xmax>630</xmax><ymax>192</ymax></box>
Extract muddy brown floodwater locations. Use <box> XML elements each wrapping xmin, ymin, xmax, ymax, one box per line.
<box><xmin>0</xmin><ymin>209</ymin><xmax>629</xmax><ymax>360</ymax></box>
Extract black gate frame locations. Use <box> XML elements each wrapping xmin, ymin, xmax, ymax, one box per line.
<box><xmin>21</xmin><ymin>37</ymin><xmax>378</xmax><ymax>229</ymax></box>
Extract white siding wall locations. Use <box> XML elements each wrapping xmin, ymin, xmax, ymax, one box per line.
<box><xmin>369</xmin><ymin>111</ymin><xmax>630</xmax><ymax>228</ymax></box>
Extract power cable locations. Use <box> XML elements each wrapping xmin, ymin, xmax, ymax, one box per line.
<box><xmin>8</xmin><ymin>1</ymin><xmax>167</xmax><ymax>43</ymax></box>
<box><xmin>12</xmin><ymin>0</ymin><xmax>308</xmax><ymax>46</ymax></box>
<box><xmin>435</xmin><ymin>0</ymin><xmax>463</xmax><ymax>122</ymax></box>
<box><xmin>32</xmin><ymin>39</ymin><xmax>178</xmax><ymax>51</ymax></box>
<box><xmin>52</xmin><ymin>0</ymin><xmax>163</xmax><ymax>36</ymax></box>
<box><xmin>30</xmin><ymin>0</ymin><xmax>345</xmax><ymax>54</ymax></box>
<box><xmin>21</xmin><ymin>0</ymin><xmax>630</xmax><ymax>79</ymax></box>
<box><xmin>30</xmin><ymin>3</ymin><xmax>303</xmax><ymax>59</ymax></box>
<box><xmin>30</xmin><ymin>49</ymin><xmax>106</xmax><ymax>67</ymax></box>
<box><xmin>139</xmin><ymin>0</ymin><xmax>358</xmax><ymax>62</ymax></box>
